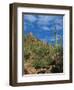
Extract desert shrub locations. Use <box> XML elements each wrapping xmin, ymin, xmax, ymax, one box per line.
<box><xmin>54</xmin><ymin>45</ymin><xmax>63</xmax><ymax>54</ymax></box>
<box><xmin>46</xmin><ymin>56</ymin><xmax>53</xmax><ymax>65</ymax></box>
<box><xmin>32</xmin><ymin>59</ymin><xmax>48</xmax><ymax>69</ymax></box>
<box><xmin>32</xmin><ymin>55</ymin><xmax>53</xmax><ymax>69</ymax></box>
<box><xmin>24</xmin><ymin>48</ymin><xmax>31</xmax><ymax>61</ymax></box>
<box><xmin>50</xmin><ymin>46</ymin><xmax>63</xmax><ymax>73</ymax></box>
<box><xmin>24</xmin><ymin>53</ymin><xmax>30</xmax><ymax>61</ymax></box>
<box><xmin>24</xmin><ymin>34</ymin><xmax>63</xmax><ymax>73</ymax></box>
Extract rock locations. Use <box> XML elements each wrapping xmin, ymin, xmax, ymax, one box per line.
<box><xmin>37</xmin><ymin>68</ymin><xmax>47</xmax><ymax>74</ymax></box>
<box><xmin>24</xmin><ymin>63</ymin><xmax>37</xmax><ymax>74</ymax></box>
<box><xmin>46</xmin><ymin>65</ymin><xmax>53</xmax><ymax>73</ymax></box>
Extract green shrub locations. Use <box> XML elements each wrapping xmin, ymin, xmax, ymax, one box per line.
<box><xmin>32</xmin><ymin>59</ymin><xmax>48</xmax><ymax>69</ymax></box>
<box><xmin>46</xmin><ymin>56</ymin><xmax>53</xmax><ymax>65</ymax></box>
<box><xmin>24</xmin><ymin>34</ymin><xmax>63</xmax><ymax>73</ymax></box>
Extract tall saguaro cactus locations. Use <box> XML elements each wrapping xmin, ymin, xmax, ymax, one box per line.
<box><xmin>49</xmin><ymin>16</ymin><xmax>63</xmax><ymax>46</ymax></box>
<box><xmin>54</xmin><ymin>24</ymin><xmax>57</xmax><ymax>46</ymax></box>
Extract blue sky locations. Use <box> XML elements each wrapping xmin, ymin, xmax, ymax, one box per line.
<box><xmin>24</xmin><ymin>14</ymin><xmax>63</xmax><ymax>45</ymax></box>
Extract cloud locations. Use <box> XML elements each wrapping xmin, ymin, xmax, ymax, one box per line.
<box><xmin>24</xmin><ymin>15</ymin><xmax>63</xmax><ymax>26</ymax></box>
<box><xmin>37</xmin><ymin>15</ymin><xmax>55</xmax><ymax>26</ymax></box>
<box><xmin>55</xmin><ymin>18</ymin><xmax>63</xmax><ymax>25</ymax></box>
<box><xmin>24</xmin><ymin>15</ymin><xmax>37</xmax><ymax>23</ymax></box>
<box><xmin>41</xmin><ymin>26</ymin><xmax>50</xmax><ymax>31</ymax></box>
<box><xmin>24</xmin><ymin>14</ymin><xmax>63</xmax><ymax>43</ymax></box>
<box><xmin>36</xmin><ymin>15</ymin><xmax>63</xmax><ymax>32</ymax></box>
<box><xmin>56</xmin><ymin>24</ymin><xmax>63</xmax><ymax>30</ymax></box>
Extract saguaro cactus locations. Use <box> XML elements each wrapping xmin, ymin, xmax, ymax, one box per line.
<box><xmin>54</xmin><ymin>24</ymin><xmax>57</xmax><ymax>46</ymax></box>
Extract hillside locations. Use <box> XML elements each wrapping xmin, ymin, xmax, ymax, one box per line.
<box><xmin>24</xmin><ymin>33</ymin><xmax>63</xmax><ymax>74</ymax></box>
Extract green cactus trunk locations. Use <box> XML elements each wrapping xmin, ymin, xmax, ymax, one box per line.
<box><xmin>54</xmin><ymin>26</ymin><xmax>57</xmax><ymax>46</ymax></box>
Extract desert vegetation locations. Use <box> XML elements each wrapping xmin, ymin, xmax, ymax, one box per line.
<box><xmin>24</xmin><ymin>33</ymin><xmax>63</xmax><ymax>74</ymax></box>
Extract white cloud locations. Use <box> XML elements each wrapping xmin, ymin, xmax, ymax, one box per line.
<box><xmin>41</xmin><ymin>26</ymin><xmax>50</xmax><ymax>31</ymax></box>
<box><xmin>55</xmin><ymin>18</ymin><xmax>63</xmax><ymax>25</ymax></box>
<box><xmin>24</xmin><ymin>15</ymin><xmax>63</xmax><ymax>32</ymax></box>
<box><xmin>24</xmin><ymin>15</ymin><xmax>37</xmax><ymax>23</ymax></box>
<box><xmin>56</xmin><ymin>24</ymin><xmax>63</xmax><ymax>30</ymax></box>
<box><xmin>37</xmin><ymin>16</ymin><xmax>55</xmax><ymax>26</ymax></box>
